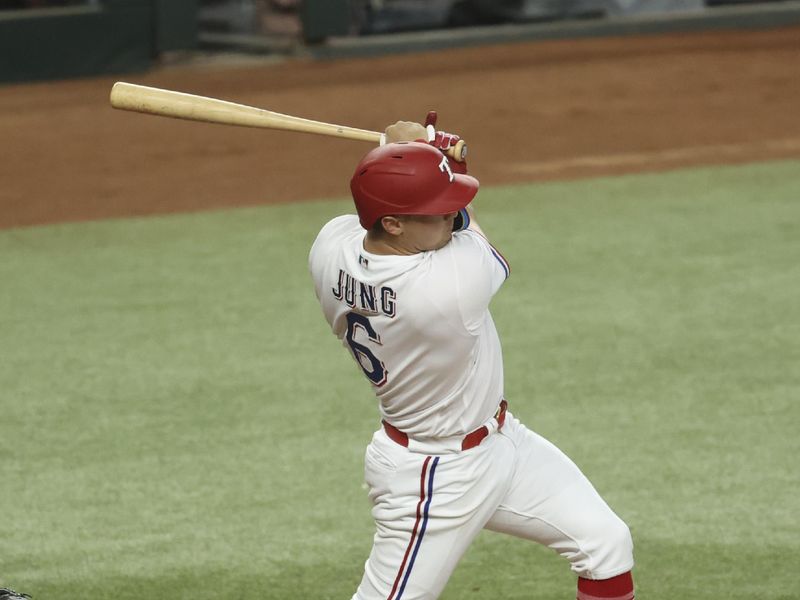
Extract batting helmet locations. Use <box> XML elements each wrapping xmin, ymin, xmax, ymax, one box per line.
<box><xmin>350</xmin><ymin>142</ymin><xmax>479</xmax><ymax>230</ymax></box>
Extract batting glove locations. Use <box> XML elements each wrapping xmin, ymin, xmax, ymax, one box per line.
<box><xmin>424</xmin><ymin>110</ymin><xmax>461</xmax><ymax>150</ymax></box>
<box><xmin>423</xmin><ymin>110</ymin><xmax>468</xmax><ymax>173</ymax></box>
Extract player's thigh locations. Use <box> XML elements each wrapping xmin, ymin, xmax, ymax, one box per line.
<box><xmin>484</xmin><ymin>417</ymin><xmax>634</xmax><ymax>579</ymax></box>
<box><xmin>354</xmin><ymin>431</ymin><xmax>513</xmax><ymax>600</ymax></box>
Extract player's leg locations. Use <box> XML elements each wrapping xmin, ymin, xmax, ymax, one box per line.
<box><xmin>484</xmin><ymin>414</ymin><xmax>635</xmax><ymax>598</ymax></box>
<box><xmin>353</xmin><ymin>429</ymin><xmax>515</xmax><ymax>600</ymax></box>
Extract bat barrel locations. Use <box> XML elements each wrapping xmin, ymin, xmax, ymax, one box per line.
<box><xmin>110</xmin><ymin>82</ymin><xmax>380</xmax><ymax>142</ymax></box>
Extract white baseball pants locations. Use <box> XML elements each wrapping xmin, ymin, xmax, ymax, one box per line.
<box><xmin>352</xmin><ymin>413</ymin><xmax>634</xmax><ymax>600</ymax></box>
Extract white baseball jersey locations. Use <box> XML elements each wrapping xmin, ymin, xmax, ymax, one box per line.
<box><xmin>308</xmin><ymin>214</ymin><xmax>511</xmax><ymax>439</ymax></box>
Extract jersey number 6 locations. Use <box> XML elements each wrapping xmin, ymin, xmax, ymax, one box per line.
<box><xmin>345</xmin><ymin>312</ymin><xmax>388</xmax><ymax>387</ymax></box>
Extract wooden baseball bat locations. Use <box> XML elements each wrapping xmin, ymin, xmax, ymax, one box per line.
<box><xmin>109</xmin><ymin>82</ymin><xmax>467</xmax><ymax>162</ymax></box>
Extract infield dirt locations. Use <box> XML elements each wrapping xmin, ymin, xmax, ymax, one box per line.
<box><xmin>1</xmin><ymin>25</ymin><xmax>798</xmax><ymax>229</ymax></box>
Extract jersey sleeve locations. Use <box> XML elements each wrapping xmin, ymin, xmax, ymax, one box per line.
<box><xmin>436</xmin><ymin>229</ymin><xmax>510</xmax><ymax>332</ymax></box>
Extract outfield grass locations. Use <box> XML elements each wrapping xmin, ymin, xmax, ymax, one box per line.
<box><xmin>1</xmin><ymin>160</ymin><xmax>798</xmax><ymax>599</ymax></box>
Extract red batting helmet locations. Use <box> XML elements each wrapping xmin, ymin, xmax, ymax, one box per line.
<box><xmin>350</xmin><ymin>142</ymin><xmax>479</xmax><ymax>230</ymax></box>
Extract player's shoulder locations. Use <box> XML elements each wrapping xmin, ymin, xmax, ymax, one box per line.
<box><xmin>317</xmin><ymin>214</ymin><xmax>362</xmax><ymax>239</ymax></box>
<box><xmin>309</xmin><ymin>214</ymin><xmax>364</xmax><ymax>275</ymax></box>
<box><xmin>440</xmin><ymin>228</ymin><xmax>493</xmax><ymax>258</ymax></box>
<box><xmin>433</xmin><ymin>228</ymin><xmax>510</xmax><ymax>281</ymax></box>
<box><xmin>312</xmin><ymin>214</ymin><xmax>361</xmax><ymax>251</ymax></box>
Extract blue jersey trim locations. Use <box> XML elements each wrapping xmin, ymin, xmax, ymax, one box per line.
<box><xmin>490</xmin><ymin>247</ymin><xmax>510</xmax><ymax>279</ymax></box>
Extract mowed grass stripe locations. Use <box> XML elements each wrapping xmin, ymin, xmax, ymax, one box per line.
<box><xmin>1</xmin><ymin>160</ymin><xmax>798</xmax><ymax>599</ymax></box>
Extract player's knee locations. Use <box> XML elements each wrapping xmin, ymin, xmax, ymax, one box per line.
<box><xmin>569</xmin><ymin>514</ymin><xmax>634</xmax><ymax>579</ymax></box>
<box><xmin>609</xmin><ymin>517</ymin><xmax>634</xmax><ymax>558</ymax></box>
<box><xmin>591</xmin><ymin>516</ymin><xmax>634</xmax><ymax>577</ymax></box>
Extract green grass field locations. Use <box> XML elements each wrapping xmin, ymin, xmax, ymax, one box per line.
<box><xmin>1</xmin><ymin>160</ymin><xmax>798</xmax><ymax>599</ymax></box>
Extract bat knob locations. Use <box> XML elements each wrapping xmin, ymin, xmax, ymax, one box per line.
<box><xmin>453</xmin><ymin>139</ymin><xmax>467</xmax><ymax>162</ymax></box>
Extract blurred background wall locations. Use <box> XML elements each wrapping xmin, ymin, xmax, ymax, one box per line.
<box><xmin>0</xmin><ymin>0</ymin><xmax>198</xmax><ymax>82</ymax></box>
<box><xmin>1</xmin><ymin>0</ymin><xmax>799</xmax><ymax>83</ymax></box>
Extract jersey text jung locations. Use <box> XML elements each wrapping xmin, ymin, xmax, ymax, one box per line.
<box><xmin>332</xmin><ymin>269</ymin><xmax>396</xmax><ymax>317</ymax></box>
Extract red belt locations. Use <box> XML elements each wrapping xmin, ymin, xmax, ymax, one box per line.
<box><xmin>383</xmin><ymin>400</ymin><xmax>508</xmax><ymax>451</ymax></box>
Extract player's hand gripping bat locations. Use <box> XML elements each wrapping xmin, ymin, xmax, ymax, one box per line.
<box><xmin>109</xmin><ymin>82</ymin><xmax>467</xmax><ymax>162</ymax></box>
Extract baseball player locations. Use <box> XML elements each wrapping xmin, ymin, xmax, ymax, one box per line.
<box><xmin>308</xmin><ymin>114</ymin><xmax>635</xmax><ymax>600</ymax></box>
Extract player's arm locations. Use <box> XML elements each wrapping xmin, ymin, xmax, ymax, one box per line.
<box><xmin>463</xmin><ymin>203</ymin><xmax>488</xmax><ymax>239</ymax></box>
<box><xmin>383</xmin><ymin>113</ymin><xmax>465</xmax><ymax>172</ymax></box>
<box><xmin>436</xmin><ymin>226</ymin><xmax>510</xmax><ymax>333</ymax></box>
<box><xmin>383</xmin><ymin>120</ymin><xmax>427</xmax><ymax>143</ymax></box>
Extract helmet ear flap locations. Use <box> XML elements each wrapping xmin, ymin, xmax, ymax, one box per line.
<box><xmin>452</xmin><ymin>208</ymin><xmax>470</xmax><ymax>232</ymax></box>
